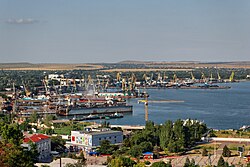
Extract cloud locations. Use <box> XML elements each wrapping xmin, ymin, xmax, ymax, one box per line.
<box><xmin>6</xmin><ymin>18</ymin><xmax>39</xmax><ymax>24</ymax></box>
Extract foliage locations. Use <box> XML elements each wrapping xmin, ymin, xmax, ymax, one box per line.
<box><xmin>139</xmin><ymin>141</ymin><xmax>153</xmax><ymax>153</ymax></box>
<box><xmin>42</xmin><ymin>114</ymin><xmax>56</xmax><ymax>127</ymax></box>
<box><xmin>51</xmin><ymin>136</ymin><xmax>66</xmax><ymax>153</ymax></box>
<box><xmin>184</xmin><ymin>157</ymin><xmax>198</xmax><ymax>167</ymax></box>
<box><xmin>159</xmin><ymin>119</ymin><xmax>207</xmax><ymax>153</ymax></box>
<box><xmin>30</xmin><ymin>143</ymin><xmax>39</xmax><ymax>163</ymax></box>
<box><xmin>0</xmin><ymin>124</ymin><xmax>38</xmax><ymax>166</ymax></box>
<box><xmin>98</xmin><ymin>140</ymin><xmax>118</xmax><ymax>155</ymax></box>
<box><xmin>65</xmin><ymin>160</ymin><xmax>86</xmax><ymax>167</ymax></box>
<box><xmin>29</xmin><ymin>111</ymin><xmax>39</xmax><ymax>123</ymax></box>
<box><xmin>222</xmin><ymin>145</ymin><xmax>231</xmax><ymax>157</ymax></box>
<box><xmin>184</xmin><ymin>157</ymin><xmax>191</xmax><ymax>167</ymax></box>
<box><xmin>108</xmin><ymin>156</ymin><xmax>136</xmax><ymax>167</ymax></box>
<box><xmin>0</xmin><ymin>123</ymin><xmax>23</xmax><ymax>146</ymax></box>
<box><xmin>217</xmin><ymin>156</ymin><xmax>227</xmax><ymax>167</ymax></box>
<box><xmin>202</xmin><ymin>148</ymin><xmax>208</xmax><ymax>156</ymax></box>
<box><xmin>151</xmin><ymin>161</ymin><xmax>172</xmax><ymax>167</ymax></box>
<box><xmin>133</xmin><ymin>162</ymin><xmax>146</xmax><ymax>167</ymax></box>
<box><xmin>129</xmin><ymin>145</ymin><xmax>142</xmax><ymax>159</ymax></box>
<box><xmin>39</xmin><ymin>128</ymin><xmax>54</xmax><ymax>135</ymax></box>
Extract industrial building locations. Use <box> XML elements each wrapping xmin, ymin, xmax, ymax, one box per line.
<box><xmin>70</xmin><ymin>128</ymin><xmax>123</xmax><ymax>152</ymax></box>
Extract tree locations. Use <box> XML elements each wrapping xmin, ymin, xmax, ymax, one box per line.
<box><xmin>167</xmin><ymin>140</ymin><xmax>179</xmax><ymax>153</ymax></box>
<box><xmin>108</xmin><ymin>157</ymin><xmax>136</xmax><ymax>167</ymax></box>
<box><xmin>0</xmin><ymin>123</ymin><xmax>23</xmax><ymax>146</ymax></box>
<box><xmin>191</xmin><ymin>158</ymin><xmax>196</xmax><ymax>166</ymax></box>
<box><xmin>29</xmin><ymin>111</ymin><xmax>39</xmax><ymax>123</ymax></box>
<box><xmin>129</xmin><ymin>145</ymin><xmax>142</xmax><ymax>159</ymax></box>
<box><xmin>109</xmin><ymin>157</ymin><xmax>123</xmax><ymax>167</ymax></box>
<box><xmin>0</xmin><ymin>140</ymin><xmax>35</xmax><ymax>167</ymax></box>
<box><xmin>160</xmin><ymin>120</ymin><xmax>174</xmax><ymax>150</ymax></box>
<box><xmin>77</xmin><ymin>151</ymin><xmax>86</xmax><ymax>165</ymax></box>
<box><xmin>151</xmin><ymin>161</ymin><xmax>172</xmax><ymax>167</ymax></box>
<box><xmin>98</xmin><ymin>140</ymin><xmax>113</xmax><ymax>154</ymax></box>
<box><xmin>173</xmin><ymin>119</ymin><xmax>185</xmax><ymax>150</ymax></box>
<box><xmin>217</xmin><ymin>156</ymin><xmax>225</xmax><ymax>167</ymax></box>
<box><xmin>133</xmin><ymin>162</ymin><xmax>146</xmax><ymax>167</ymax></box>
<box><xmin>202</xmin><ymin>148</ymin><xmax>208</xmax><ymax>156</ymax></box>
<box><xmin>43</xmin><ymin>114</ymin><xmax>55</xmax><ymax>127</ymax></box>
<box><xmin>139</xmin><ymin>141</ymin><xmax>153</xmax><ymax>153</ymax></box>
<box><xmin>120</xmin><ymin>156</ymin><xmax>136</xmax><ymax>167</ymax></box>
<box><xmin>30</xmin><ymin>142</ymin><xmax>39</xmax><ymax>163</ymax></box>
<box><xmin>184</xmin><ymin>157</ymin><xmax>191</xmax><ymax>167</ymax></box>
<box><xmin>222</xmin><ymin>145</ymin><xmax>231</xmax><ymax>157</ymax></box>
<box><xmin>51</xmin><ymin>136</ymin><xmax>66</xmax><ymax>153</ymax></box>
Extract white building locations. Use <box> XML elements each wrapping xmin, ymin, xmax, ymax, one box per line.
<box><xmin>23</xmin><ymin>134</ymin><xmax>51</xmax><ymax>161</ymax></box>
<box><xmin>70</xmin><ymin>128</ymin><xmax>123</xmax><ymax>151</ymax></box>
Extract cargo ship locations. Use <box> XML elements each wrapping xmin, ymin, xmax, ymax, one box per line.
<box><xmin>59</xmin><ymin>104</ymin><xmax>132</xmax><ymax>116</ymax></box>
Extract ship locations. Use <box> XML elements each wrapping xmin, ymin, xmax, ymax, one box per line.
<box><xmin>71</xmin><ymin>112</ymin><xmax>124</xmax><ymax>121</ymax></box>
<box><xmin>59</xmin><ymin>104</ymin><xmax>132</xmax><ymax>116</ymax></box>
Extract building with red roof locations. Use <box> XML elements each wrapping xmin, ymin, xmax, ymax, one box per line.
<box><xmin>23</xmin><ymin>133</ymin><xmax>51</xmax><ymax>161</ymax></box>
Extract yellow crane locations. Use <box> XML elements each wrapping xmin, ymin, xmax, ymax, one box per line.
<box><xmin>217</xmin><ymin>72</ymin><xmax>221</xmax><ymax>80</ymax></box>
<box><xmin>22</xmin><ymin>81</ymin><xmax>31</xmax><ymax>97</ymax></box>
<box><xmin>116</xmin><ymin>72</ymin><xmax>121</xmax><ymax>82</ymax></box>
<box><xmin>201</xmin><ymin>72</ymin><xmax>207</xmax><ymax>83</ymax></box>
<box><xmin>229</xmin><ymin>71</ymin><xmax>235</xmax><ymax>82</ymax></box>
<box><xmin>191</xmin><ymin>72</ymin><xmax>195</xmax><ymax>80</ymax></box>
<box><xmin>122</xmin><ymin>78</ymin><xmax>126</xmax><ymax>91</ymax></box>
<box><xmin>173</xmin><ymin>73</ymin><xmax>178</xmax><ymax>83</ymax></box>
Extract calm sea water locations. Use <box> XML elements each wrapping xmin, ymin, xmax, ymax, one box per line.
<box><xmin>100</xmin><ymin>81</ymin><xmax>250</xmax><ymax>130</ymax></box>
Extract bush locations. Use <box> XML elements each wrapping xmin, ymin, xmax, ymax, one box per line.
<box><xmin>202</xmin><ymin>148</ymin><xmax>208</xmax><ymax>156</ymax></box>
<box><xmin>144</xmin><ymin>161</ymin><xmax>151</xmax><ymax>165</ymax></box>
<box><xmin>222</xmin><ymin>145</ymin><xmax>231</xmax><ymax>157</ymax></box>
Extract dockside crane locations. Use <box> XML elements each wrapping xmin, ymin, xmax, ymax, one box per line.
<box><xmin>217</xmin><ymin>72</ymin><xmax>221</xmax><ymax>80</ymax></box>
<box><xmin>229</xmin><ymin>71</ymin><xmax>235</xmax><ymax>82</ymax></box>
<box><xmin>22</xmin><ymin>81</ymin><xmax>31</xmax><ymax>97</ymax></box>
<box><xmin>201</xmin><ymin>72</ymin><xmax>207</xmax><ymax>83</ymax></box>
<box><xmin>191</xmin><ymin>72</ymin><xmax>195</xmax><ymax>81</ymax></box>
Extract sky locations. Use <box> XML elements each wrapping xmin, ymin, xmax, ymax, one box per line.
<box><xmin>0</xmin><ymin>0</ymin><xmax>250</xmax><ymax>63</ymax></box>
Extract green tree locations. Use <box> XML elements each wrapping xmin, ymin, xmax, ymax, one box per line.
<box><xmin>120</xmin><ymin>156</ymin><xmax>136</xmax><ymax>167</ymax></box>
<box><xmin>0</xmin><ymin>123</ymin><xmax>23</xmax><ymax>146</ymax></box>
<box><xmin>98</xmin><ymin>140</ymin><xmax>113</xmax><ymax>154</ymax></box>
<box><xmin>167</xmin><ymin>140</ymin><xmax>179</xmax><ymax>153</ymax></box>
<box><xmin>109</xmin><ymin>157</ymin><xmax>123</xmax><ymax>167</ymax></box>
<box><xmin>43</xmin><ymin>114</ymin><xmax>56</xmax><ymax>127</ymax></box>
<box><xmin>139</xmin><ymin>141</ymin><xmax>153</xmax><ymax>153</ymax></box>
<box><xmin>160</xmin><ymin>120</ymin><xmax>174</xmax><ymax>149</ymax></box>
<box><xmin>30</xmin><ymin>143</ymin><xmax>39</xmax><ymax>163</ymax></box>
<box><xmin>51</xmin><ymin>136</ymin><xmax>66</xmax><ymax>153</ymax></box>
<box><xmin>151</xmin><ymin>161</ymin><xmax>172</xmax><ymax>167</ymax></box>
<box><xmin>173</xmin><ymin>119</ymin><xmax>186</xmax><ymax>150</ymax></box>
<box><xmin>133</xmin><ymin>162</ymin><xmax>146</xmax><ymax>167</ymax></box>
<box><xmin>202</xmin><ymin>148</ymin><xmax>208</xmax><ymax>156</ymax></box>
<box><xmin>184</xmin><ymin>157</ymin><xmax>191</xmax><ymax>167</ymax></box>
<box><xmin>129</xmin><ymin>145</ymin><xmax>142</xmax><ymax>159</ymax></box>
<box><xmin>217</xmin><ymin>156</ymin><xmax>226</xmax><ymax>167</ymax></box>
<box><xmin>222</xmin><ymin>145</ymin><xmax>231</xmax><ymax>157</ymax></box>
<box><xmin>30</xmin><ymin>111</ymin><xmax>39</xmax><ymax>123</ymax></box>
<box><xmin>0</xmin><ymin>140</ymin><xmax>35</xmax><ymax>166</ymax></box>
<box><xmin>191</xmin><ymin>158</ymin><xmax>196</xmax><ymax>166</ymax></box>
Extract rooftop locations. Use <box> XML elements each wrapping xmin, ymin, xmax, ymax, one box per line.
<box><xmin>72</xmin><ymin>130</ymin><xmax>122</xmax><ymax>136</ymax></box>
<box><xmin>23</xmin><ymin>134</ymin><xmax>50</xmax><ymax>143</ymax></box>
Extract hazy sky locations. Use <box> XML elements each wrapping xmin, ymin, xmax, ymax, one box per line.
<box><xmin>0</xmin><ymin>0</ymin><xmax>250</xmax><ymax>63</ymax></box>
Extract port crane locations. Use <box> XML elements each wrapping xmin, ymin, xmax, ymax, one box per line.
<box><xmin>191</xmin><ymin>72</ymin><xmax>195</xmax><ymax>81</ymax></box>
<box><xmin>201</xmin><ymin>72</ymin><xmax>207</xmax><ymax>83</ymax></box>
<box><xmin>229</xmin><ymin>71</ymin><xmax>235</xmax><ymax>82</ymax></box>
<box><xmin>22</xmin><ymin>81</ymin><xmax>31</xmax><ymax>97</ymax></box>
<box><xmin>217</xmin><ymin>72</ymin><xmax>221</xmax><ymax>81</ymax></box>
